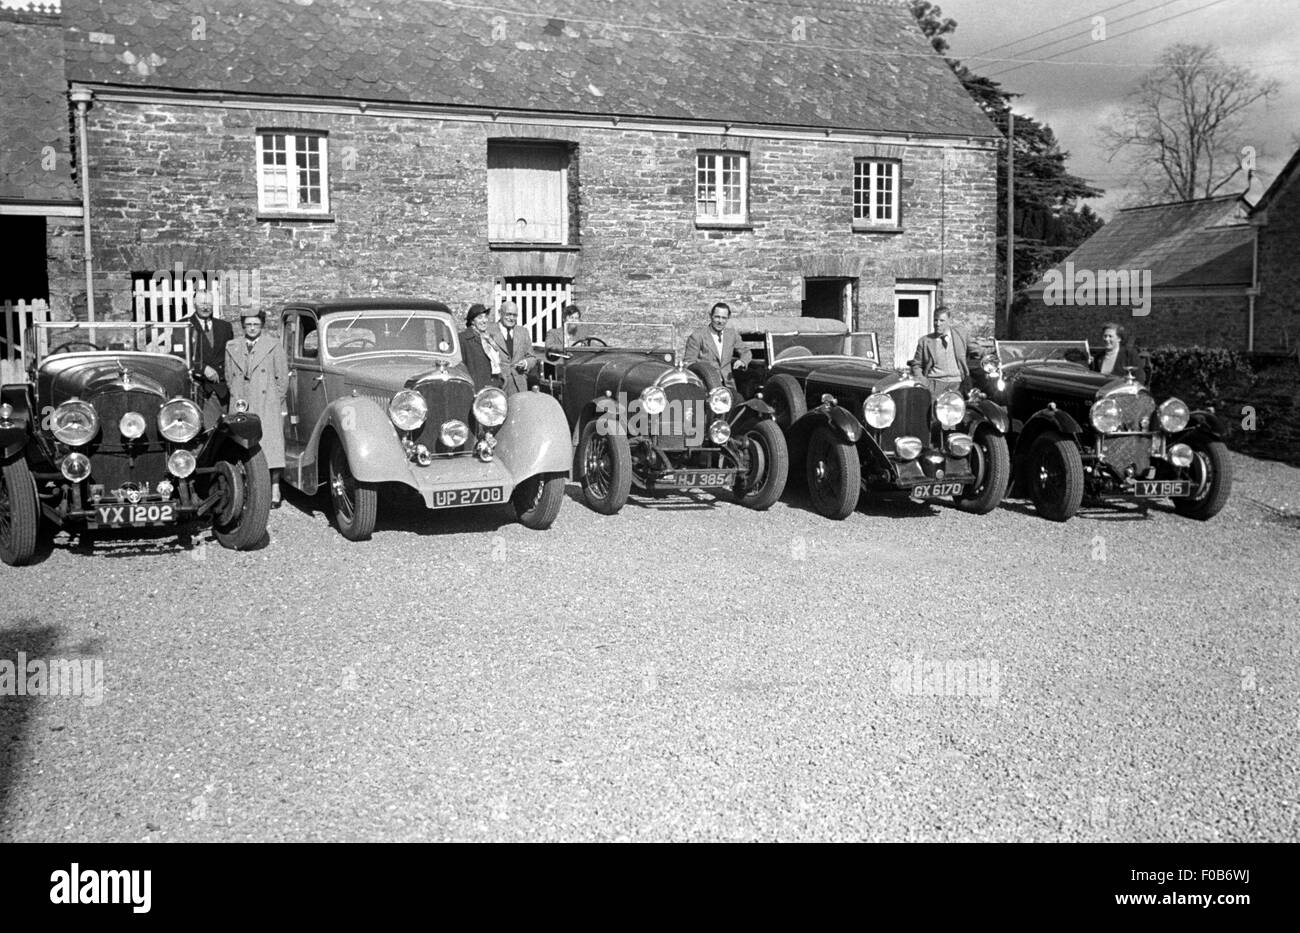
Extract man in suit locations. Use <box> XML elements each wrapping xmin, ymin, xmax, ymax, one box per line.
<box><xmin>460</xmin><ymin>304</ymin><xmax>504</xmax><ymax>390</ymax></box>
<box><xmin>683</xmin><ymin>302</ymin><xmax>751</xmax><ymax>390</ymax></box>
<box><xmin>544</xmin><ymin>304</ymin><xmax>589</xmax><ymax>356</ymax></box>
<box><xmin>494</xmin><ymin>301</ymin><xmax>536</xmax><ymax>395</ymax></box>
<box><xmin>1091</xmin><ymin>322</ymin><xmax>1147</xmax><ymax>384</ymax></box>
<box><xmin>187</xmin><ymin>287</ymin><xmax>233</xmax><ymax>428</ymax></box>
<box><xmin>909</xmin><ymin>306</ymin><xmax>969</xmax><ymax>394</ymax></box>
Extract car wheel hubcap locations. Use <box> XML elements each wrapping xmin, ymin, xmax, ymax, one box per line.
<box><xmin>1189</xmin><ymin>451</ymin><xmax>1213</xmax><ymax>501</ymax></box>
<box><xmin>586</xmin><ymin>436</ymin><xmax>611</xmax><ymax>498</ymax></box>
<box><xmin>0</xmin><ymin>477</ymin><xmax>11</xmax><ymax>545</ymax></box>
<box><xmin>331</xmin><ymin>450</ymin><xmax>355</xmax><ymax>521</ymax></box>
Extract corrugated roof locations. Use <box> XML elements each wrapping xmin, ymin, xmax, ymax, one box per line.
<box><xmin>61</xmin><ymin>0</ymin><xmax>998</xmax><ymax>137</ymax></box>
<box><xmin>1029</xmin><ymin>195</ymin><xmax>1255</xmax><ymax>291</ymax></box>
<box><xmin>0</xmin><ymin>11</ymin><xmax>76</xmax><ymax>202</ymax></box>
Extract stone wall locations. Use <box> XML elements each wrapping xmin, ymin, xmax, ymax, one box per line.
<box><xmin>1014</xmin><ymin>290</ymin><xmax>1251</xmax><ymax>349</ymax></box>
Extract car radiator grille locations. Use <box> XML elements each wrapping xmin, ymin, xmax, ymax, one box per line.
<box><xmin>96</xmin><ymin>390</ymin><xmax>162</xmax><ymax>447</ymax></box>
<box><xmin>1113</xmin><ymin>392</ymin><xmax>1157</xmax><ymax>431</ymax></box>
<box><xmin>1099</xmin><ymin>434</ymin><xmax>1152</xmax><ymax>475</ymax></box>
<box><xmin>655</xmin><ymin>383</ymin><xmax>704</xmax><ymax>450</ymax></box>
<box><xmin>879</xmin><ymin>386</ymin><xmax>932</xmax><ymax>445</ymax></box>
<box><xmin>416</xmin><ymin>380</ymin><xmax>476</xmax><ymax>453</ymax></box>
<box><xmin>88</xmin><ymin>450</ymin><xmax>169</xmax><ymax>491</ymax></box>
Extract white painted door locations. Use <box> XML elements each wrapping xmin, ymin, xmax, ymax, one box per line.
<box><xmin>893</xmin><ymin>289</ymin><xmax>934</xmax><ymax>369</ymax></box>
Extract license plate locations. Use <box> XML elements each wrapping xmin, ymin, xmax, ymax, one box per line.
<box><xmin>1130</xmin><ymin>480</ymin><xmax>1191</xmax><ymax>497</ymax></box>
<box><xmin>93</xmin><ymin>502</ymin><xmax>176</xmax><ymax>526</ymax></box>
<box><xmin>910</xmin><ymin>482</ymin><xmax>964</xmax><ymax>498</ymax></box>
<box><xmin>659</xmin><ymin>471</ymin><xmax>734</xmax><ymax>488</ymax></box>
<box><xmin>431</xmin><ymin>486</ymin><xmax>506</xmax><ymax>509</ymax></box>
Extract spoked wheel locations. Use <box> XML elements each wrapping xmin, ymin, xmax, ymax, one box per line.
<box><xmin>213</xmin><ymin>448</ymin><xmax>272</xmax><ymax>550</ymax></box>
<box><xmin>1026</xmin><ymin>431</ymin><xmax>1084</xmax><ymax>522</ymax></box>
<box><xmin>0</xmin><ymin>456</ymin><xmax>39</xmax><ymax>566</ymax></box>
<box><xmin>576</xmin><ymin>420</ymin><xmax>631</xmax><ymax>515</ymax></box>
<box><xmin>513</xmin><ymin>472</ymin><xmax>566</xmax><ymax>530</ymax></box>
<box><xmin>953</xmin><ymin>429</ymin><xmax>1011</xmax><ymax>515</ymax></box>
<box><xmin>328</xmin><ymin>442</ymin><xmax>378</xmax><ymax>540</ymax></box>
<box><xmin>733</xmin><ymin>419</ymin><xmax>789</xmax><ymax>511</ymax></box>
<box><xmin>1173</xmin><ymin>438</ymin><xmax>1232</xmax><ymax>521</ymax></box>
<box><xmin>805</xmin><ymin>426</ymin><xmax>859</xmax><ymax>520</ymax></box>
<box><xmin>762</xmin><ymin>374</ymin><xmax>807</xmax><ymax>431</ymax></box>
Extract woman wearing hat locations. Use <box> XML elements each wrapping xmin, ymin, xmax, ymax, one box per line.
<box><xmin>226</xmin><ymin>309</ymin><xmax>289</xmax><ymax>507</ymax></box>
<box><xmin>461</xmin><ymin>303</ymin><xmax>504</xmax><ymax>390</ymax></box>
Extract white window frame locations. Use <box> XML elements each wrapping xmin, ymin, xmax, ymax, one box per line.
<box><xmin>854</xmin><ymin>158</ymin><xmax>901</xmax><ymax>228</ymax></box>
<box><xmin>256</xmin><ymin>131</ymin><xmax>330</xmax><ymax>215</ymax></box>
<box><xmin>696</xmin><ymin>151</ymin><xmax>748</xmax><ymax>225</ymax></box>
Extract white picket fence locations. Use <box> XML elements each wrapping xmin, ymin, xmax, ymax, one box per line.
<box><xmin>0</xmin><ymin>299</ymin><xmax>51</xmax><ymax>384</ymax></box>
<box><xmin>131</xmin><ymin>277</ymin><xmax>232</xmax><ymax>325</ymax></box>
<box><xmin>494</xmin><ymin>279</ymin><xmax>572</xmax><ymax>346</ymax></box>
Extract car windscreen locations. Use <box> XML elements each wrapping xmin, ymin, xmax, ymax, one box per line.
<box><xmin>996</xmin><ymin>340</ymin><xmax>1091</xmax><ymax>367</ymax></box>
<box><xmin>35</xmin><ymin>323</ymin><xmax>191</xmax><ymax>365</ymax></box>
<box><xmin>318</xmin><ymin>314</ymin><xmax>457</xmax><ymax>358</ymax></box>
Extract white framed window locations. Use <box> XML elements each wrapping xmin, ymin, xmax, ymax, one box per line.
<box><xmin>696</xmin><ymin>151</ymin><xmax>748</xmax><ymax>224</ymax></box>
<box><xmin>488</xmin><ymin>142</ymin><xmax>571</xmax><ymax>244</ymax></box>
<box><xmin>854</xmin><ymin>159</ymin><xmax>900</xmax><ymax>228</ymax></box>
<box><xmin>257</xmin><ymin>131</ymin><xmax>329</xmax><ymax>214</ymax></box>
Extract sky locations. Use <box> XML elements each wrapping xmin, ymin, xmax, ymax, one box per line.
<box><xmin>937</xmin><ymin>0</ymin><xmax>1299</xmax><ymax>217</ymax></box>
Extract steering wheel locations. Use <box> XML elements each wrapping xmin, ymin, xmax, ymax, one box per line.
<box><xmin>334</xmin><ymin>336</ymin><xmax>376</xmax><ymax>352</ymax></box>
<box><xmin>52</xmin><ymin>340</ymin><xmax>101</xmax><ymax>353</ymax></box>
<box><xmin>572</xmin><ymin>337</ymin><xmax>608</xmax><ymax>348</ymax></box>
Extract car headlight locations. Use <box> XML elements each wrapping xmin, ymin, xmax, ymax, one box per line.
<box><xmin>119</xmin><ymin>411</ymin><xmax>146</xmax><ymax>440</ymax></box>
<box><xmin>707</xmin><ymin>386</ymin><xmax>732</xmax><ymax>415</ymax></box>
<box><xmin>1158</xmin><ymin>397</ymin><xmax>1190</xmax><ymax>433</ymax></box>
<box><xmin>709</xmin><ymin>420</ymin><xmax>732</xmax><ymax>445</ymax></box>
<box><xmin>51</xmin><ymin>400</ymin><xmax>98</xmax><ymax>446</ymax></box>
<box><xmin>934</xmin><ymin>391</ymin><xmax>966</xmax><ymax>428</ymax></box>
<box><xmin>472</xmin><ymin>387</ymin><xmax>507</xmax><ymax>427</ymax></box>
<box><xmin>388</xmin><ymin>389</ymin><xmax>428</xmax><ymax>432</ymax></box>
<box><xmin>894</xmin><ymin>436</ymin><xmax>922</xmax><ymax>460</ymax></box>
<box><xmin>1090</xmin><ymin>397</ymin><xmax>1124</xmax><ymax>434</ymax></box>
<box><xmin>168</xmin><ymin>449</ymin><xmax>197</xmax><ymax>478</ymax></box>
<box><xmin>158</xmin><ymin>398</ymin><xmax>202</xmax><ymax>442</ymax></box>
<box><xmin>1168</xmin><ymin>443</ymin><xmax>1193</xmax><ymax>468</ymax></box>
<box><xmin>60</xmin><ymin>452</ymin><xmax>91</xmax><ymax>482</ymax></box>
<box><xmin>863</xmin><ymin>393</ymin><xmax>895</xmax><ymax>429</ymax></box>
<box><xmin>441</xmin><ymin>420</ymin><xmax>470</xmax><ymax>448</ymax></box>
<box><xmin>948</xmin><ymin>433</ymin><xmax>973</xmax><ymax>457</ymax></box>
<box><xmin>640</xmin><ymin>386</ymin><xmax>668</xmax><ymax>416</ymax></box>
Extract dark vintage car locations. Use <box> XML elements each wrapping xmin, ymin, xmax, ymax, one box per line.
<box><xmin>970</xmin><ymin>340</ymin><xmax>1232</xmax><ymax>521</ymax></box>
<box><xmin>730</xmin><ymin>316</ymin><xmax>1011</xmax><ymax>520</ymax></box>
<box><xmin>0</xmin><ymin>320</ymin><xmax>269</xmax><ymax>565</ymax></box>
<box><xmin>534</xmin><ymin>322</ymin><xmax>788</xmax><ymax>514</ymax></box>
<box><xmin>279</xmin><ymin>300</ymin><xmax>572</xmax><ymax>540</ymax></box>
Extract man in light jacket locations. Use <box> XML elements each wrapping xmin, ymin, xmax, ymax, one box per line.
<box><xmin>683</xmin><ymin>302</ymin><xmax>751</xmax><ymax>390</ymax></box>
<box><xmin>493</xmin><ymin>301</ymin><xmax>536</xmax><ymax>395</ymax></box>
<box><xmin>909</xmin><ymin>306</ymin><xmax>969</xmax><ymax>394</ymax></box>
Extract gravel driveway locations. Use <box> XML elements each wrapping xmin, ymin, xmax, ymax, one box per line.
<box><xmin>2</xmin><ymin>451</ymin><xmax>1297</xmax><ymax>842</ymax></box>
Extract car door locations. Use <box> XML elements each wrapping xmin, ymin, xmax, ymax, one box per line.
<box><xmin>284</xmin><ymin>309</ymin><xmax>328</xmax><ymax>447</ymax></box>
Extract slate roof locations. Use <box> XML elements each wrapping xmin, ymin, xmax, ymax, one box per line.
<box><xmin>0</xmin><ymin>9</ymin><xmax>76</xmax><ymax>202</ymax></box>
<box><xmin>1251</xmin><ymin>146</ymin><xmax>1300</xmax><ymax>216</ymax></box>
<box><xmin>1028</xmin><ymin>195</ymin><xmax>1255</xmax><ymax>292</ymax></box>
<box><xmin>61</xmin><ymin>0</ymin><xmax>997</xmax><ymax>137</ymax></box>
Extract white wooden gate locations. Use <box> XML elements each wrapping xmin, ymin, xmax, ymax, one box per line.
<box><xmin>494</xmin><ymin>279</ymin><xmax>572</xmax><ymax>345</ymax></box>
<box><xmin>0</xmin><ymin>299</ymin><xmax>50</xmax><ymax>384</ymax></box>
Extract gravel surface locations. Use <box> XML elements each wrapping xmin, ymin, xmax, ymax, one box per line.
<box><xmin>2</xmin><ymin>451</ymin><xmax>1297</xmax><ymax>842</ymax></box>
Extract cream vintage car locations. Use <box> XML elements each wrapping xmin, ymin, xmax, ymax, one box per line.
<box><xmin>279</xmin><ymin>300</ymin><xmax>571</xmax><ymax>540</ymax></box>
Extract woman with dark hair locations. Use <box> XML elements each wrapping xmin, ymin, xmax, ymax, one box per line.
<box><xmin>1092</xmin><ymin>321</ymin><xmax>1147</xmax><ymax>384</ymax></box>
<box><xmin>460</xmin><ymin>303</ymin><xmax>503</xmax><ymax>390</ymax></box>
<box><xmin>226</xmin><ymin>309</ymin><xmax>289</xmax><ymax>507</ymax></box>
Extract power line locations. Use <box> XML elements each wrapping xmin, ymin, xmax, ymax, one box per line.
<box><xmin>970</xmin><ymin>0</ymin><xmax>1147</xmax><ymax>58</ymax></box>
<box><xmin>980</xmin><ymin>0</ymin><xmax>1195</xmax><ymax>68</ymax></box>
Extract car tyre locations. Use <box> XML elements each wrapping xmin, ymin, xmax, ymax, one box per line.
<box><xmin>1027</xmin><ymin>431</ymin><xmax>1084</xmax><ymax>522</ymax></box>
<box><xmin>513</xmin><ymin>472</ymin><xmax>566</xmax><ymax>530</ymax></box>
<box><xmin>577</xmin><ymin>420</ymin><xmax>631</xmax><ymax>515</ymax></box>
<box><xmin>214</xmin><ymin>448</ymin><xmax>272</xmax><ymax>550</ymax></box>
<box><xmin>762</xmin><ymin>374</ymin><xmax>807</xmax><ymax>431</ymax></box>
<box><xmin>1173</xmin><ymin>438</ymin><xmax>1231</xmax><ymax>521</ymax></box>
<box><xmin>733</xmin><ymin>419</ymin><xmax>789</xmax><ymax>511</ymax></box>
<box><xmin>806</xmin><ymin>425</ymin><xmax>859</xmax><ymax>520</ymax></box>
<box><xmin>953</xmin><ymin>428</ymin><xmax>1010</xmax><ymax>515</ymax></box>
<box><xmin>0</xmin><ymin>456</ymin><xmax>39</xmax><ymax>566</ymax></box>
<box><xmin>328</xmin><ymin>442</ymin><xmax>378</xmax><ymax>541</ymax></box>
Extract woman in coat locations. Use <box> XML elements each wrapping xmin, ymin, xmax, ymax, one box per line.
<box><xmin>226</xmin><ymin>310</ymin><xmax>289</xmax><ymax>507</ymax></box>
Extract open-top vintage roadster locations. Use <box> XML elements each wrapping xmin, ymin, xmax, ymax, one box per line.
<box><xmin>0</xmin><ymin>320</ymin><xmax>269</xmax><ymax>565</ymax></box>
<box><xmin>534</xmin><ymin>321</ymin><xmax>788</xmax><ymax>514</ymax></box>
<box><xmin>970</xmin><ymin>340</ymin><xmax>1232</xmax><ymax>521</ymax></box>
<box><xmin>279</xmin><ymin>300</ymin><xmax>571</xmax><ymax>540</ymax></box>
<box><xmin>730</xmin><ymin>316</ymin><xmax>1011</xmax><ymax>520</ymax></box>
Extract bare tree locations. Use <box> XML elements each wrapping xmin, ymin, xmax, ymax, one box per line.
<box><xmin>1103</xmin><ymin>43</ymin><xmax>1280</xmax><ymax>201</ymax></box>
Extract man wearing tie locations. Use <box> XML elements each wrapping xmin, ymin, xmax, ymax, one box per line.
<box><xmin>683</xmin><ymin>301</ymin><xmax>751</xmax><ymax>390</ymax></box>
<box><xmin>494</xmin><ymin>301</ymin><xmax>536</xmax><ymax>396</ymax></box>
<box><xmin>187</xmin><ymin>288</ymin><xmax>233</xmax><ymax>427</ymax></box>
<box><xmin>909</xmin><ymin>306</ymin><xmax>970</xmax><ymax>394</ymax></box>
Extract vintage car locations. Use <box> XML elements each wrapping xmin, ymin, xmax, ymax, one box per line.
<box><xmin>0</xmin><ymin>320</ymin><xmax>269</xmax><ymax>565</ymax></box>
<box><xmin>969</xmin><ymin>340</ymin><xmax>1232</xmax><ymax>521</ymax></box>
<box><xmin>279</xmin><ymin>300</ymin><xmax>571</xmax><ymax>540</ymax></box>
<box><xmin>534</xmin><ymin>321</ymin><xmax>788</xmax><ymax>514</ymax></box>
<box><xmin>729</xmin><ymin>316</ymin><xmax>1010</xmax><ymax>520</ymax></box>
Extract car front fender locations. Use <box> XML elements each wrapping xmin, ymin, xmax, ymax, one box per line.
<box><xmin>1184</xmin><ymin>410</ymin><xmax>1229</xmax><ymax>438</ymax></box>
<box><xmin>728</xmin><ymin>397</ymin><xmax>775</xmax><ymax>430</ymax></box>
<box><xmin>964</xmin><ymin>397</ymin><xmax>1010</xmax><ymax>435</ymax></box>
<box><xmin>1</xmin><ymin>425</ymin><xmax>27</xmax><ymax>460</ymax></box>
<box><xmin>494</xmin><ymin>391</ymin><xmax>573</xmax><ymax>479</ymax></box>
<box><xmin>311</xmin><ymin>396</ymin><xmax>411</xmax><ymax>485</ymax></box>
<box><xmin>201</xmin><ymin>413</ymin><xmax>264</xmax><ymax>460</ymax></box>
<box><xmin>1024</xmin><ymin>408</ymin><xmax>1083</xmax><ymax>438</ymax></box>
<box><xmin>789</xmin><ymin>405</ymin><xmax>863</xmax><ymax>447</ymax></box>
